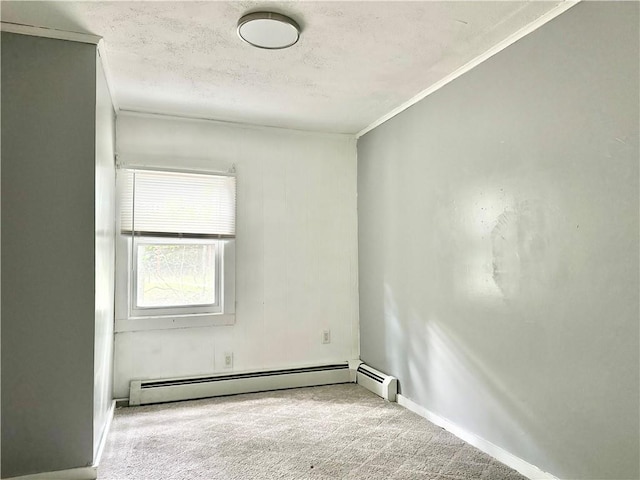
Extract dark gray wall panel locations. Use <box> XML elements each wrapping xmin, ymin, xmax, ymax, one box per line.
<box><xmin>1</xmin><ymin>33</ymin><xmax>96</xmax><ymax>477</ymax></box>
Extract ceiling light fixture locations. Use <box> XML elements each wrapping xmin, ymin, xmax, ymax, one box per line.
<box><xmin>237</xmin><ymin>12</ymin><xmax>300</xmax><ymax>50</ymax></box>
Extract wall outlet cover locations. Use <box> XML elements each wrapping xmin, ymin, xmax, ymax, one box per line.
<box><xmin>224</xmin><ymin>352</ymin><xmax>233</xmax><ymax>368</ymax></box>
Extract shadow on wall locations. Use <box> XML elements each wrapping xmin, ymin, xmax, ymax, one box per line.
<box><xmin>383</xmin><ymin>276</ymin><xmax>560</xmax><ymax>473</ymax></box>
<box><xmin>422</xmin><ymin>319</ymin><xmax>548</xmax><ymax>461</ymax></box>
<box><xmin>379</xmin><ymin>188</ymin><xmax>581</xmax><ymax>476</ymax></box>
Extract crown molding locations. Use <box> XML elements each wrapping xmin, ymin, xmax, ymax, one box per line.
<box><xmin>0</xmin><ymin>21</ymin><xmax>101</xmax><ymax>44</ymax></box>
<box><xmin>356</xmin><ymin>0</ymin><xmax>581</xmax><ymax>138</ymax></box>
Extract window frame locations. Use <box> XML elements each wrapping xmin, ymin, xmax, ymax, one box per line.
<box><xmin>130</xmin><ymin>237</ymin><xmax>222</xmax><ymax>317</ymax></box>
<box><xmin>114</xmin><ymin>165</ymin><xmax>236</xmax><ymax>333</ymax></box>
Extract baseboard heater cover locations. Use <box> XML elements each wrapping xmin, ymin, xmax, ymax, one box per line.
<box><xmin>356</xmin><ymin>363</ymin><xmax>398</xmax><ymax>402</ymax></box>
<box><xmin>129</xmin><ymin>363</ymin><xmax>351</xmax><ymax>406</ymax></box>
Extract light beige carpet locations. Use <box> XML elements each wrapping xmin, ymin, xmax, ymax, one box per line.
<box><xmin>98</xmin><ymin>384</ymin><xmax>527</xmax><ymax>479</ymax></box>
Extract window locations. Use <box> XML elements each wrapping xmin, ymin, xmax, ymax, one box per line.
<box><xmin>134</xmin><ymin>238</ymin><xmax>219</xmax><ymax>312</ymax></box>
<box><xmin>118</xmin><ymin>168</ymin><xmax>236</xmax><ymax>320</ymax></box>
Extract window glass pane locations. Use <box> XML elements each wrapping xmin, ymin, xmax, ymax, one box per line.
<box><xmin>136</xmin><ymin>243</ymin><xmax>216</xmax><ymax>307</ymax></box>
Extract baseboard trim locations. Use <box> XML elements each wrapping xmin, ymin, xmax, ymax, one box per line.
<box><xmin>3</xmin><ymin>466</ymin><xmax>97</xmax><ymax>480</ymax></box>
<box><xmin>397</xmin><ymin>394</ymin><xmax>558</xmax><ymax>480</ymax></box>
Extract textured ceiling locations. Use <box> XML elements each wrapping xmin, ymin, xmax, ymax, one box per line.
<box><xmin>1</xmin><ymin>1</ymin><xmax>564</xmax><ymax>134</ymax></box>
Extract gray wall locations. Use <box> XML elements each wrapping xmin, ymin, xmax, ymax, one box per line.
<box><xmin>1</xmin><ymin>33</ymin><xmax>98</xmax><ymax>477</ymax></box>
<box><xmin>357</xmin><ymin>3</ymin><xmax>639</xmax><ymax>479</ymax></box>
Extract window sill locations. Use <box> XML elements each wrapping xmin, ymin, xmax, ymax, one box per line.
<box><xmin>115</xmin><ymin>313</ymin><xmax>235</xmax><ymax>333</ymax></box>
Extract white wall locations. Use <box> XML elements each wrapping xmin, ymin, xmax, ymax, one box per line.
<box><xmin>113</xmin><ymin>112</ymin><xmax>359</xmax><ymax>398</ymax></box>
<box><xmin>93</xmin><ymin>51</ymin><xmax>116</xmax><ymax>458</ymax></box>
<box><xmin>358</xmin><ymin>3</ymin><xmax>638</xmax><ymax>479</ymax></box>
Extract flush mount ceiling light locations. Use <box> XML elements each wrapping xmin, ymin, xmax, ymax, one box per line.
<box><xmin>237</xmin><ymin>12</ymin><xmax>300</xmax><ymax>50</ymax></box>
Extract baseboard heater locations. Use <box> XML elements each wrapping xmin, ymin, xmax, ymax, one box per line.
<box><xmin>355</xmin><ymin>362</ymin><xmax>398</xmax><ymax>402</ymax></box>
<box><xmin>129</xmin><ymin>363</ymin><xmax>351</xmax><ymax>406</ymax></box>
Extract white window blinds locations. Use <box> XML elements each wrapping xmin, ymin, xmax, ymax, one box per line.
<box><xmin>120</xmin><ymin>169</ymin><xmax>236</xmax><ymax>238</ymax></box>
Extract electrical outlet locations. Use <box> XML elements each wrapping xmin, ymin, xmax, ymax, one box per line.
<box><xmin>224</xmin><ymin>352</ymin><xmax>233</xmax><ymax>369</ymax></box>
<box><xmin>322</xmin><ymin>330</ymin><xmax>331</xmax><ymax>344</ymax></box>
